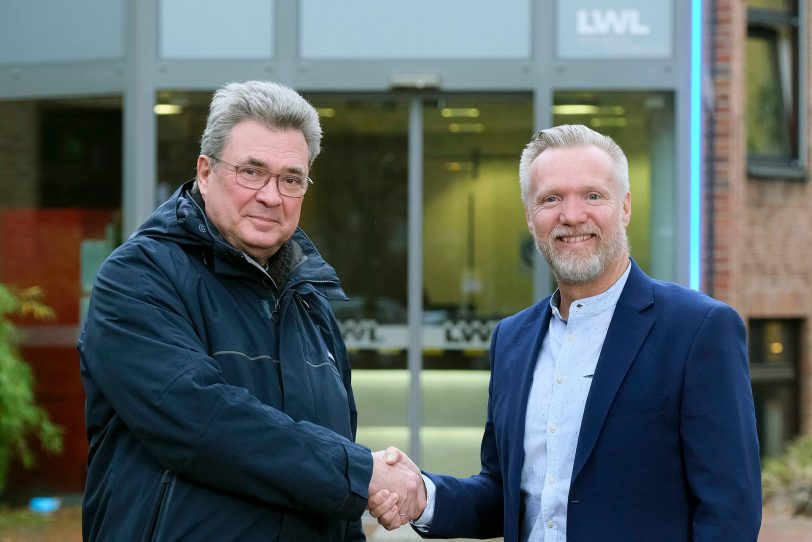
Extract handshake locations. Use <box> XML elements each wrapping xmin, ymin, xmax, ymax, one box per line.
<box><xmin>367</xmin><ymin>447</ymin><xmax>427</xmax><ymax>531</ymax></box>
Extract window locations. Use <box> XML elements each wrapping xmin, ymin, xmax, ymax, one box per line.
<box><xmin>749</xmin><ymin>319</ymin><xmax>801</xmax><ymax>457</ymax></box>
<box><xmin>746</xmin><ymin>0</ymin><xmax>804</xmax><ymax>178</ymax></box>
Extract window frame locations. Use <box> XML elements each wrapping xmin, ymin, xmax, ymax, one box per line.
<box><xmin>748</xmin><ymin>318</ymin><xmax>802</xmax><ymax>457</ymax></box>
<box><xmin>746</xmin><ymin>2</ymin><xmax>807</xmax><ymax>179</ymax></box>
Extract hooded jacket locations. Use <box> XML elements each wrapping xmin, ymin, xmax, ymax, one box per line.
<box><xmin>79</xmin><ymin>180</ymin><xmax>372</xmax><ymax>541</ymax></box>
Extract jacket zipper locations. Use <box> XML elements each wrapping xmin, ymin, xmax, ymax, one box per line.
<box><xmin>272</xmin><ymin>279</ymin><xmax>339</xmax><ymax>321</ymax></box>
<box><xmin>143</xmin><ymin>470</ymin><xmax>176</xmax><ymax>542</ymax></box>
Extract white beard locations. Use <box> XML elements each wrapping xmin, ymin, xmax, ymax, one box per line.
<box><xmin>534</xmin><ymin>218</ymin><xmax>629</xmax><ymax>285</ymax></box>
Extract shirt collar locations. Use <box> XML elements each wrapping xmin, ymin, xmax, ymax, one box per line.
<box><xmin>550</xmin><ymin>259</ymin><xmax>632</xmax><ymax>321</ymax></box>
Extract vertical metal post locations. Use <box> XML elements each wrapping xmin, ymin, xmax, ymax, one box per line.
<box><xmin>532</xmin><ymin>87</ymin><xmax>553</xmax><ymax>301</ymax></box>
<box><xmin>123</xmin><ymin>0</ymin><xmax>157</xmax><ymax>236</ymax></box>
<box><xmin>407</xmin><ymin>97</ymin><xmax>423</xmax><ymax>464</ymax></box>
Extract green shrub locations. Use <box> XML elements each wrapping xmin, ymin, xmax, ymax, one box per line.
<box><xmin>763</xmin><ymin>434</ymin><xmax>812</xmax><ymax>516</ymax></box>
<box><xmin>0</xmin><ymin>284</ymin><xmax>63</xmax><ymax>493</ymax></box>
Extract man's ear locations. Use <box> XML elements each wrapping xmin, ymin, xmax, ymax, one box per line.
<box><xmin>622</xmin><ymin>191</ymin><xmax>631</xmax><ymax>227</ymax></box>
<box><xmin>196</xmin><ymin>155</ymin><xmax>212</xmax><ymax>196</ymax></box>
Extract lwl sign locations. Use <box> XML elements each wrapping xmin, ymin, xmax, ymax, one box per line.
<box><xmin>557</xmin><ymin>0</ymin><xmax>673</xmax><ymax>59</ymax></box>
<box><xmin>576</xmin><ymin>9</ymin><xmax>651</xmax><ymax>35</ymax></box>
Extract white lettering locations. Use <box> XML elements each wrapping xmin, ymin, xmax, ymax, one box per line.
<box><xmin>576</xmin><ymin>9</ymin><xmax>651</xmax><ymax>36</ymax></box>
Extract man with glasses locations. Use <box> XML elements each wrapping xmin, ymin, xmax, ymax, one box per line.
<box><xmin>79</xmin><ymin>81</ymin><xmax>424</xmax><ymax>541</ymax></box>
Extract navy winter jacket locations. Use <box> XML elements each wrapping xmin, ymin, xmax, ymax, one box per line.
<box><xmin>79</xmin><ymin>181</ymin><xmax>372</xmax><ymax>541</ymax></box>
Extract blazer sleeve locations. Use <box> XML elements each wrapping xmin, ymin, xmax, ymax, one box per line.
<box><xmin>680</xmin><ymin>303</ymin><xmax>762</xmax><ymax>541</ymax></box>
<box><xmin>417</xmin><ymin>321</ymin><xmax>506</xmax><ymax>539</ymax></box>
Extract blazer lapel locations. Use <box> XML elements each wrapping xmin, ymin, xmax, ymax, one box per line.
<box><xmin>571</xmin><ymin>262</ymin><xmax>655</xmax><ymax>482</ymax></box>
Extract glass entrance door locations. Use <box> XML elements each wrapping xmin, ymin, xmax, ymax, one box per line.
<box><xmin>302</xmin><ymin>94</ymin><xmax>534</xmax><ymax>477</ymax></box>
<box><xmin>420</xmin><ymin>96</ymin><xmax>534</xmax><ymax>475</ymax></box>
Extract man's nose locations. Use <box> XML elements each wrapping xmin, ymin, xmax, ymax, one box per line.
<box><xmin>558</xmin><ymin>198</ymin><xmax>588</xmax><ymax>224</ymax></box>
<box><xmin>255</xmin><ymin>176</ymin><xmax>282</xmax><ymax>205</ymax></box>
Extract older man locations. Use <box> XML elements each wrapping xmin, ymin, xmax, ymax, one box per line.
<box><xmin>372</xmin><ymin>124</ymin><xmax>761</xmax><ymax>541</ymax></box>
<box><xmin>79</xmin><ymin>81</ymin><xmax>422</xmax><ymax>542</ymax></box>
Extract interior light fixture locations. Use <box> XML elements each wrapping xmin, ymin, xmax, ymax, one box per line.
<box><xmin>589</xmin><ymin>117</ymin><xmax>628</xmax><ymax>128</ymax></box>
<box><xmin>553</xmin><ymin>105</ymin><xmax>625</xmax><ymax>116</ymax></box>
<box><xmin>441</xmin><ymin>107</ymin><xmax>480</xmax><ymax>118</ymax></box>
<box><xmin>553</xmin><ymin>104</ymin><xmax>599</xmax><ymax>115</ymax></box>
<box><xmin>449</xmin><ymin>123</ymin><xmax>485</xmax><ymax>133</ymax></box>
<box><xmin>153</xmin><ymin>104</ymin><xmax>183</xmax><ymax>115</ymax></box>
<box><xmin>769</xmin><ymin>342</ymin><xmax>784</xmax><ymax>355</ymax></box>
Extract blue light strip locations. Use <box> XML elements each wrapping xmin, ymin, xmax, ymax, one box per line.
<box><xmin>690</xmin><ymin>0</ymin><xmax>702</xmax><ymax>290</ymax></box>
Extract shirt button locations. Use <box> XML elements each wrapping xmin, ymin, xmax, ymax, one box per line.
<box><xmin>547</xmin><ymin>476</ymin><xmax>556</xmax><ymax>485</ymax></box>
<box><xmin>567</xmin><ymin>335</ymin><xmax>575</xmax><ymax>342</ymax></box>
<box><xmin>556</xmin><ymin>376</ymin><xmax>564</xmax><ymax>384</ymax></box>
<box><xmin>547</xmin><ymin>520</ymin><xmax>554</xmax><ymax>529</ymax></box>
<box><xmin>549</xmin><ymin>424</ymin><xmax>557</xmax><ymax>433</ymax></box>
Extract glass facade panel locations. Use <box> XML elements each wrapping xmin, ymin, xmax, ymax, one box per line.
<box><xmin>553</xmin><ymin>91</ymin><xmax>676</xmax><ymax>281</ymax></box>
<box><xmin>302</xmin><ymin>97</ymin><xmax>410</xmax><ymax>453</ymax></box>
<box><xmin>300</xmin><ymin>0</ymin><xmax>531</xmax><ymax>60</ymax></box>
<box><xmin>159</xmin><ymin>0</ymin><xmax>274</xmax><ymax>59</ymax></box>
<box><xmin>156</xmin><ymin>90</ymin><xmax>211</xmax><ymax>200</ymax></box>
<box><xmin>0</xmin><ymin>97</ymin><xmax>123</xmax><ymax>493</ymax></box>
<box><xmin>421</xmin><ymin>96</ymin><xmax>533</xmax><ymax>475</ymax></box>
<box><xmin>0</xmin><ymin>0</ymin><xmax>124</xmax><ymax>63</ymax></box>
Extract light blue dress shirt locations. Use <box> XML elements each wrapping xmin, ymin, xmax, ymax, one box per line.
<box><xmin>520</xmin><ymin>262</ymin><xmax>630</xmax><ymax>541</ymax></box>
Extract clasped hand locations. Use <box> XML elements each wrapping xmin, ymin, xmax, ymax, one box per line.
<box><xmin>367</xmin><ymin>446</ymin><xmax>426</xmax><ymax>530</ymax></box>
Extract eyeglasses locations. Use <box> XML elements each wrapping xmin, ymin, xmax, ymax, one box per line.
<box><xmin>209</xmin><ymin>156</ymin><xmax>313</xmax><ymax>198</ymax></box>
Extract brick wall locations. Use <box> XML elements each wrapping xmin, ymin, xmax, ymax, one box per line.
<box><xmin>710</xmin><ymin>0</ymin><xmax>812</xmax><ymax>433</ymax></box>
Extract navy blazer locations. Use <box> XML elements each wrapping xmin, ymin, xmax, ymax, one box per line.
<box><xmin>422</xmin><ymin>261</ymin><xmax>761</xmax><ymax>542</ymax></box>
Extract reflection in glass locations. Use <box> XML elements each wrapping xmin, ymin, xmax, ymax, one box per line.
<box><xmin>746</xmin><ymin>0</ymin><xmax>799</xmax><ymax>166</ymax></box>
<box><xmin>746</xmin><ymin>31</ymin><xmax>791</xmax><ymax>158</ymax></box>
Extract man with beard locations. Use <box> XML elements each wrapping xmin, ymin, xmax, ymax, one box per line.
<box><xmin>369</xmin><ymin>124</ymin><xmax>761</xmax><ymax>541</ymax></box>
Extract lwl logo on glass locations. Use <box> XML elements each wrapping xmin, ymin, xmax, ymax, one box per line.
<box><xmin>576</xmin><ymin>9</ymin><xmax>651</xmax><ymax>36</ymax></box>
<box><xmin>557</xmin><ymin>0</ymin><xmax>672</xmax><ymax>59</ymax></box>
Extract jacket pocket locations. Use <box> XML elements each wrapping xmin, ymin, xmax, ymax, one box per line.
<box><xmin>142</xmin><ymin>470</ymin><xmax>176</xmax><ymax>542</ymax></box>
<box><xmin>607</xmin><ymin>396</ymin><xmax>669</xmax><ymax>418</ymax></box>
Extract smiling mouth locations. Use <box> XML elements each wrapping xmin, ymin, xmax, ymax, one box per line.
<box><xmin>558</xmin><ymin>234</ymin><xmax>594</xmax><ymax>244</ymax></box>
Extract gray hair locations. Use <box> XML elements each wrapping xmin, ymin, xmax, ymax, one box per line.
<box><xmin>199</xmin><ymin>80</ymin><xmax>322</xmax><ymax>166</ymax></box>
<box><xmin>518</xmin><ymin>124</ymin><xmax>629</xmax><ymax>206</ymax></box>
